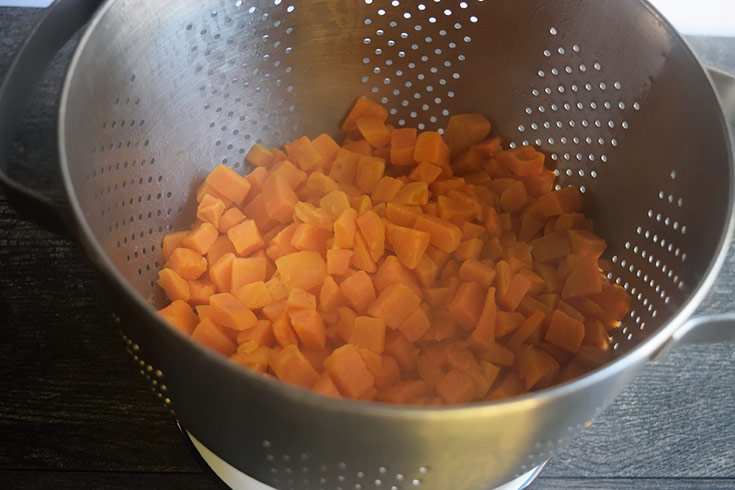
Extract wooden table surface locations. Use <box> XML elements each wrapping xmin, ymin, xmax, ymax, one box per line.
<box><xmin>1</xmin><ymin>7</ymin><xmax>734</xmax><ymax>490</ymax></box>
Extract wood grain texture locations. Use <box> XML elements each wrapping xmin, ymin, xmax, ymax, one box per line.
<box><xmin>535</xmin><ymin>478</ymin><xmax>735</xmax><ymax>490</ymax></box>
<box><xmin>1</xmin><ymin>6</ymin><xmax>734</xmax><ymax>490</ymax></box>
<box><xmin>0</xmin><ymin>470</ymin><xmax>215</xmax><ymax>490</ymax></box>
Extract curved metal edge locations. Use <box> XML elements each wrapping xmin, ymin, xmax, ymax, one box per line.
<box><xmin>706</xmin><ymin>67</ymin><xmax>735</xmax><ymax>139</ymax></box>
<box><xmin>518</xmin><ymin>461</ymin><xmax>547</xmax><ymax>490</ymax></box>
<box><xmin>0</xmin><ymin>0</ymin><xmax>103</xmax><ymax>237</ymax></box>
<box><xmin>181</xmin><ymin>425</ymin><xmax>548</xmax><ymax>490</ymax></box>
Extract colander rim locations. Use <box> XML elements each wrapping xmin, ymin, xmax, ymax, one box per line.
<box><xmin>57</xmin><ymin>0</ymin><xmax>735</xmax><ymax>417</ymax></box>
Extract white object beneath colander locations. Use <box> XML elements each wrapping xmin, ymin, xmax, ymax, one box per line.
<box><xmin>186</xmin><ymin>430</ymin><xmax>545</xmax><ymax>490</ymax></box>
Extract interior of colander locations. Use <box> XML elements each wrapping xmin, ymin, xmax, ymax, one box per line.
<box><xmin>62</xmin><ymin>0</ymin><xmax>732</xmax><ymax>357</ymax></box>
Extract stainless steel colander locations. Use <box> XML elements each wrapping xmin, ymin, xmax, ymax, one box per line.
<box><xmin>1</xmin><ymin>0</ymin><xmax>734</xmax><ymax>489</ymax></box>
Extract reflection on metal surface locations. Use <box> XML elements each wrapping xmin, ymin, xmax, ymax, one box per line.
<box><xmin>186</xmin><ymin>429</ymin><xmax>546</xmax><ymax>490</ymax></box>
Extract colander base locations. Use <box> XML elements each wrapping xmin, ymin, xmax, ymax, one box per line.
<box><xmin>179</xmin><ymin>425</ymin><xmax>546</xmax><ymax>490</ymax></box>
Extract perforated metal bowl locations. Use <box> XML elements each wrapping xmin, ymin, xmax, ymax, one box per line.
<box><xmin>1</xmin><ymin>0</ymin><xmax>734</xmax><ymax>489</ymax></box>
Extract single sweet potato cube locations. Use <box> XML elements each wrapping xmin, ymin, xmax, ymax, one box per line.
<box><xmin>311</xmin><ymin>133</ymin><xmax>341</xmax><ymax>172</ymax></box>
<box><xmin>313</xmin><ymin>372</ymin><xmax>341</xmax><ymax>397</ymax></box>
<box><xmin>208</xmin><ymin>252</ymin><xmax>234</xmax><ymax>293</ymax></box>
<box><xmin>507</xmin><ymin>310</ymin><xmax>546</xmax><ymax>350</ymax></box>
<box><xmin>444</xmin><ymin>113</ymin><xmax>492</xmax><ymax>157</ymax></box>
<box><xmin>342</xmin><ymin>97</ymin><xmax>388</xmax><ymax>132</ymax></box>
<box><xmin>188</xmin><ymin>278</ymin><xmax>216</xmax><ymax>306</ymax></box>
<box><xmin>245</xmin><ymin>144</ymin><xmax>276</xmax><ymax>168</ymax></box>
<box><xmin>197</xmin><ymin>194</ymin><xmax>226</xmax><ymax>229</ymax></box>
<box><xmin>266</xmin><ymin>160</ymin><xmax>307</xmax><ymax>189</ymax></box>
<box><xmin>495</xmin><ymin>146</ymin><xmax>545</xmax><ymax>177</ymax></box>
<box><xmin>390</xmin><ymin>127</ymin><xmax>417</xmax><ymax>166</ymax></box>
<box><xmin>261</xmin><ymin>176</ymin><xmax>299</xmax><ymax>223</ymax></box>
<box><xmin>545</xmin><ymin>309</ymin><xmax>586</xmax><ymax>353</ymax></box>
<box><xmin>243</xmin><ymin>194</ymin><xmax>279</xmax><ymax>232</ymax></box>
<box><xmin>302</xmin><ymin>172</ymin><xmax>339</xmax><ymax>200</ymax></box>
<box><xmin>158</xmin><ymin>268</ymin><xmax>190</xmax><ymax>302</ymax></box>
<box><xmin>327</xmin><ymin>248</ymin><xmax>353</xmax><ymax>276</ymax></box>
<box><xmin>374</xmin><ymin>255</ymin><xmax>422</xmax><ymax>296</ymax></box>
<box><xmin>452</xmin><ymin>148</ymin><xmax>484</xmax><ymax>175</ymax></box>
<box><xmin>288</xmin><ymin>308</ymin><xmax>326</xmax><ymax>349</ymax></box>
<box><xmin>385</xmin><ymin>202</ymin><xmax>422</xmax><ymax>227</ymax></box>
<box><xmin>497</xmin><ymin>273</ymin><xmax>532</xmax><ymax>312</ymax></box>
<box><xmin>349</xmin><ymin>316</ymin><xmax>387</xmax><ymax>353</ymax></box>
<box><xmin>236</xmin><ymin>320</ymin><xmax>275</xmax><ymax>348</ymax></box>
<box><xmin>235</xmin><ymin>281</ymin><xmax>274</xmax><ymax>309</ymax></box>
<box><xmin>291</xmin><ymin>223</ymin><xmax>330</xmax><ymax>252</ymax></box>
<box><xmin>294</xmin><ymin>201</ymin><xmax>334</xmax><ymax>230</ymax></box>
<box><xmin>319</xmin><ymin>275</ymin><xmax>343</xmax><ymax>313</ymax></box>
<box><xmin>265</xmin><ymin>276</ymin><xmax>288</xmax><ymax>302</ymax></box>
<box><xmin>515</xmin><ymin>345</ymin><xmax>559</xmax><ymax>390</ymax></box>
<box><xmin>531</xmin><ymin>232</ymin><xmax>571</xmax><ymax>262</ymax></box>
<box><xmin>413</xmin><ymin>254</ymin><xmax>439</xmax><ymax>289</ymax></box>
<box><xmin>354</xmin><ymin>156</ymin><xmax>386</xmax><ymax>194</ymax></box>
<box><xmin>334</xmin><ymin>207</ymin><xmax>358</xmax><ymax>248</ymax></box>
<box><xmin>537</xmin><ymin>186</ymin><xmax>582</xmax><ymax>217</ymax></box>
<box><xmin>166</xmin><ymin>247</ymin><xmax>208</xmax><ymax>280</ymax></box>
<box><xmin>562</xmin><ymin>254</ymin><xmax>603</xmax><ymax>299</ymax></box>
<box><xmin>409</xmin><ymin>161</ymin><xmax>442</xmax><ymax>184</ymax></box>
<box><xmin>413</xmin><ymin>214</ymin><xmax>462</xmax><ymax>254</ymax></box>
<box><xmin>219</xmin><ymin>207</ymin><xmax>247</xmax><ymax>233</ymax></box>
<box><xmin>380</xmin><ymin>380</ymin><xmax>429</xmax><ymax>404</ymax></box>
<box><xmin>436</xmin><ymin>369</ymin><xmax>476</xmax><ymax>404</ymax></box>
<box><xmin>320</xmin><ymin>190</ymin><xmax>351</xmax><ymax>218</ymax></box>
<box><xmin>231</xmin><ymin>344</ymin><xmax>272</xmax><ymax>373</ymax></box>
<box><xmin>270</xmin><ymin>344</ymin><xmax>320</xmax><ymax>389</ymax></box>
<box><xmin>227</xmin><ymin>219</ymin><xmax>265</xmax><ymax>256</ymax></box>
<box><xmin>469</xmin><ymin>287</ymin><xmax>496</xmax><ymax>350</ymax></box>
<box><xmin>209</xmin><ymin>293</ymin><xmax>258</xmax><ymax>331</ymax></box>
<box><xmin>162</xmin><ymin>231</ymin><xmax>189</xmax><ymax>261</ymax></box>
<box><xmin>398</xmin><ymin>307</ymin><xmax>431</xmax><ymax>342</ymax></box>
<box><xmin>324</xmin><ymin>344</ymin><xmax>375</xmax><ymax>398</ymax></box>
<box><xmin>367</xmin><ymin>283</ymin><xmax>421</xmax><ymax>329</ymax></box>
<box><xmin>272</xmin><ymin>312</ymin><xmax>299</xmax><ymax>347</ymax></box>
<box><xmin>351</xmin><ymin>233</ymin><xmax>377</xmax><ymax>273</ymax></box>
<box><xmin>182</xmin><ymin>222</ymin><xmax>219</xmax><ymax>255</ymax></box>
<box><xmin>448</xmin><ymin>281</ymin><xmax>485</xmax><ymax>330</ymax></box>
<box><xmin>191</xmin><ymin>317</ymin><xmax>238</xmax><ymax>356</ymax></box>
<box><xmin>329</xmin><ymin>148</ymin><xmax>360</xmax><ymax>185</ymax></box>
<box><xmin>385</xmin><ymin>222</ymin><xmax>430</xmax><ymax>270</ymax></box>
<box><xmin>158</xmin><ymin>300</ymin><xmax>199</xmax><ymax>335</ymax></box>
<box><xmin>356</xmin><ymin>117</ymin><xmax>391</xmax><ymax>148</ymax></box>
<box><xmin>339</xmin><ymin>270</ymin><xmax>377</xmax><ymax>314</ymax></box>
<box><xmin>458</xmin><ymin>259</ymin><xmax>495</xmax><ymax>288</ymax></box>
<box><xmin>286</xmin><ymin>288</ymin><xmax>317</xmax><ymax>310</ymax></box>
<box><xmin>371</xmin><ymin>176</ymin><xmax>405</xmax><ymax>203</ymax></box>
<box><xmin>413</xmin><ymin>131</ymin><xmax>450</xmax><ymax>167</ymax></box>
<box><xmin>355</xmin><ymin>210</ymin><xmax>385</xmax><ymax>263</ymax></box>
<box><xmin>500</xmin><ymin>180</ymin><xmax>528</xmax><ymax>213</ymax></box>
<box><xmin>205</xmin><ymin>165</ymin><xmax>251</xmax><ymax>205</ymax></box>
<box><xmin>275</xmin><ymin>250</ymin><xmax>327</xmax><ymax>292</ymax></box>
<box><xmin>285</xmin><ymin>136</ymin><xmax>322</xmax><ymax>171</ymax></box>
<box><xmin>343</xmin><ymin>138</ymin><xmax>374</xmax><ymax>156</ymax></box>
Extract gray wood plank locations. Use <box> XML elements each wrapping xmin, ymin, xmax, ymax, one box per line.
<box><xmin>0</xmin><ymin>470</ymin><xmax>216</xmax><ymax>490</ymax></box>
<box><xmin>535</xmin><ymin>478</ymin><xmax>735</xmax><ymax>490</ymax></box>
<box><xmin>0</xmin><ymin>202</ymin><xmax>202</xmax><ymax>474</ymax></box>
<box><xmin>544</xmin><ymin>342</ymin><xmax>735</xmax><ymax>479</ymax></box>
